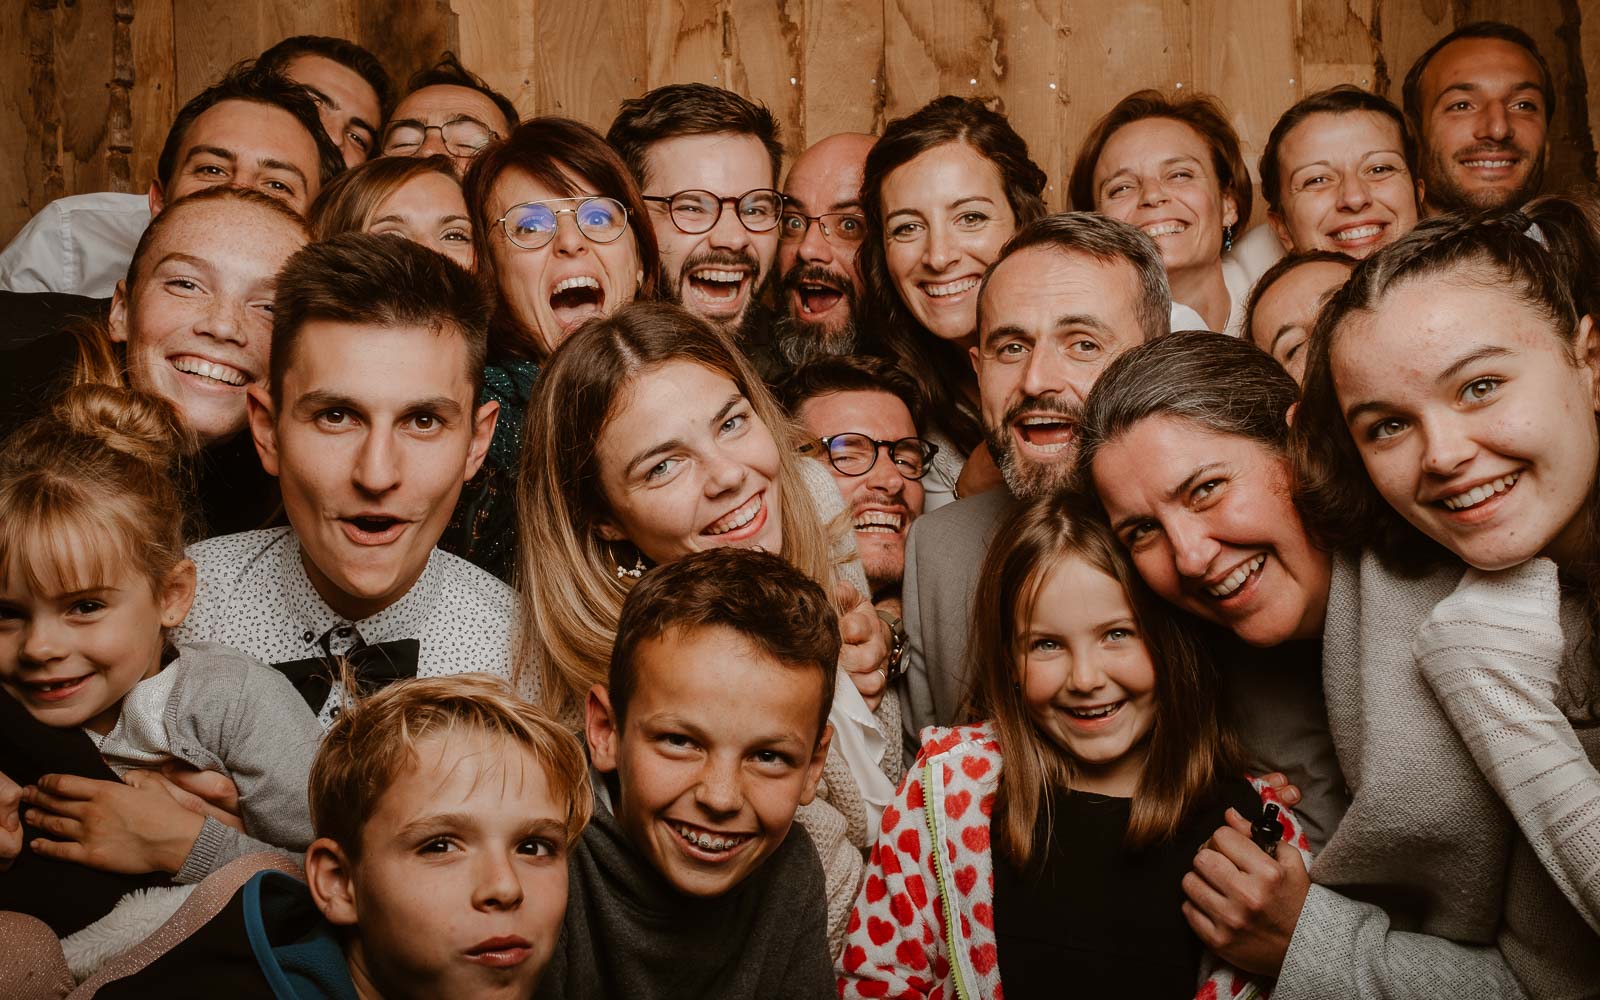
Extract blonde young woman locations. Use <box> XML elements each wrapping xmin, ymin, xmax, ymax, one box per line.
<box><xmin>516</xmin><ymin>301</ymin><xmax>902</xmax><ymax>951</ymax></box>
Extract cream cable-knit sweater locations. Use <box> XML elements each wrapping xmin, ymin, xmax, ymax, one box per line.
<box><xmin>1276</xmin><ymin>550</ymin><xmax>1600</xmax><ymax>1000</ymax></box>
<box><xmin>1413</xmin><ymin>558</ymin><xmax>1600</xmax><ymax>936</ymax></box>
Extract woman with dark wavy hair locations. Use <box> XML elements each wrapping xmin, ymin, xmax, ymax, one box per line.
<box><xmin>858</xmin><ymin>96</ymin><xmax>1047</xmax><ymax>507</ymax></box>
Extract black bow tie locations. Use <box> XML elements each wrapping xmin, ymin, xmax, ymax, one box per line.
<box><xmin>271</xmin><ymin>638</ymin><xmax>421</xmax><ymax>713</ymax></box>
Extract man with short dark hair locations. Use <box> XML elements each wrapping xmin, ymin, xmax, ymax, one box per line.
<box><xmin>174</xmin><ymin>233</ymin><xmax>519</xmax><ymax>722</ymax></box>
<box><xmin>607</xmin><ymin>84</ymin><xmax>786</xmax><ymax>378</ymax></box>
<box><xmin>899</xmin><ymin>213</ymin><xmax>1170</xmax><ymax>737</ymax></box>
<box><xmin>1403</xmin><ymin>21</ymin><xmax>1554</xmax><ymax>215</ymax></box>
<box><xmin>258</xmin><ymin>34</ymin><xmax>393</xmax><ymax>168</ymax></box>
<box><xmin>380</xmin><ymin>53</ymin><xmax>517</xmax><ymax>176</ymax></box>
<box><xmin>0</xmin><ymin>63</ymin><xmax>343</xmax><ymax>299</ymax></box>
<box><xmin>778</xmin><ymin>355</ymin><xmax>929</xmax><ymax>606</ymax></box>
<box><xmin>775</xmin><ymin>133</ymin><xmax>876</xmax><ymax>368</ymax></box>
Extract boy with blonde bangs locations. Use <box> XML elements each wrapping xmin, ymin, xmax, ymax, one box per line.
<box><xmin>80</xmin><ymin>674</ymin><xmax>590</xmax><ymax>999</ymax></box>
<box><xmin>543</xmin><ymin>547</ymin><xmax>837</xmax><ymax>999</ymax></box>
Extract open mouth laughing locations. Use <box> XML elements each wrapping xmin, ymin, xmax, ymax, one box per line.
<box><xmin>549</xmin><ymin>274</ymin><xmax>605</xmax><ymax>331</ymax></box>
<box><xmin>1327</xmin><ymin>221</ymin><xmax>1388</xmax><ymax>250</ymax></box>
<box><xmin>1061</xmin><ymin>701</ymin><xmax>1125</xmax><ymax>725</ymax></box>
<box><xmin>1141</xmin><ymin>220</ymin><xmax>1189</xmax><ymax>239</ymax></box>
<box><xmin>16</xmin><ymin>675</ymin><xmax>93</xmax><ymax>702</ymax></box>
<box><xmin>685</xmin><ymin>265</ymin><xmax>754</xmax><ymax>315</ymax></box>
<box><xmin>853</xmin><ymin>508</ymin><xmax>906</xmax><ymax>534</ymax></box>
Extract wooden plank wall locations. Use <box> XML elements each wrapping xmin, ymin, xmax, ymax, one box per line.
<box><xmin>3</xmin><ymin>0</ymin><xmax>1596</xmax><ymax>244</ymax></box>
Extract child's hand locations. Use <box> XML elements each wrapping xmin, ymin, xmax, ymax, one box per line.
<box><xmin>0</xmin><ymin>769</ymin><xmax>22</xmax><ymax>871</ymax></box>
<box><xmin>21</xmin><ymin>773</ymin><xmax>206</xmax><ymax>875</ymax></box>
<box><xmin>123</xmin><ymin>765</ymin><xmax>245</xmax><ymax>833</ymax></box>
<box><xmin>835</xmin><ymin>582</ymin><xmax>889</xmax><ymax>711</ymax></box>
<box><xmin>1181</xmin><ymin>806</ymin><xmax>1310</xmax><ymax>975</ymax></box>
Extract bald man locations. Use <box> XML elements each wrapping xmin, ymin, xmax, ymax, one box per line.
<box><xmin>775</xmin><ymin>132</ymin><xmax>876</xmax><ymax>368</ymax></box>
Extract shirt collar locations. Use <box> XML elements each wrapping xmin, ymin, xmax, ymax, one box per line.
<box><xmin>280</xmin><ymin>534</ymin><xmax>447</xmax><ymax>650</ymax></box>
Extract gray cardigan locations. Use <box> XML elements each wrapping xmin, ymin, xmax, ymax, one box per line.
<box><xmin>1277</xmin><ymin>550</ymin><xmax>1600</xmax><ymax>999</ymax></box>
<box><xmin>92</xmin><ymin>641</ymin><xmax>322</xmax><ymax>884</ymax></box>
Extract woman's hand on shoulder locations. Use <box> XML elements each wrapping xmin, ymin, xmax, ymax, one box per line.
<box><xmin>1181</xmin><ymin>806</ymin><xmax>1310</xmax><ymax>975</ymax></box>
<box><xmin>123</xmin><ymin>763</ymin><xmax>245</xmax><ymax>832</ymax></box>
<box><xmin>836</xmin><ymin>581</ymin><xmax>889</xmax><ymax>711</ymax></box>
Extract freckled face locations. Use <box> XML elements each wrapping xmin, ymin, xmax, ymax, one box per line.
<box><xmin>1330</xmin><ymin>274</ymin><xmax>1600</xmax><ymax>571</ymax></box>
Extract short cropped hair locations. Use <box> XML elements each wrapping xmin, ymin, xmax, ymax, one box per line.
<box><xmin>608</xmin><ymin>547</ymin><xmax>839</xmax><ymax>741</ymax></box>
<box><xmin>977</xmin><ymin>212</ymin><xmax>1172</xmax><ymax>346</ymax></box>
<box><xmin>401</xmin><ymin>52</ymin><xmax>519</xmax><ymax>133</ymax></box>
<box><xmin>309</xmin><ymin>674</ymin><xmax>592</xmax><ymax>858</ymax></box>
<box><xmin>1068</xmin><ymin>89</ymin><xmax>1253</xmax><ymax>233</ymax></box>
<box><xmin>774</xmin><ymin>354</ymin><xmax>928</xmax><ymax>432</ymax></box>
<box><xmin>157</xmin><ymin>62</ymin><xmax>345</xmax><ymax>193</ymax></box>
<box><xmin>1260</xmin><ymin>86</ymin><xmax>1418</xmax><ymax>214</ymax></box>
<box><xmin>606</xmin><ymin>83</ymin><xmax>784</xmax><ymax>190</ymax></box>
<box><xmin>256</xmin><ymin>34</ymin><xmax>394</xmax><ymax>117</ymax></box>
<box><xmin>1402</xmin><ymin>21</ymin><xmax>1555</xmax><ymax>129</ymax></box>
<box><xmin>268</xmin><ymin>232</ymin><xmax>491</xmax><ymax>404</ymax></box>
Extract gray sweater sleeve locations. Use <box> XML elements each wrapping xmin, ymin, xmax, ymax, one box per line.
<box><xmin>1412</xmin><ymin>559</ymin><xmax>1600</xmax><ymax>936</ymax></box>
<box><xmin>1276</xmin><ymin>885</ymin><xmax>1529</xmax><ymax>999</ymax></box>
<box><xmin>165</xmin><ymin>647</ymin><xmax>322</xmax><ymax>883</ymax></box>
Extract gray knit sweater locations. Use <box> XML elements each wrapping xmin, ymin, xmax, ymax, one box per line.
<box><xmin>1276</xmin><ymin>550</ymin><xmax>1600</xmax><ymax>999</ymax></box>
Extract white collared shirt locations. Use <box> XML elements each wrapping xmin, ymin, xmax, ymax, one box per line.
<box><xmin>174</xmin><ymin>527</ymin><xmax>530</xmax><ymax>724</ymax></box>
<box><xmin>0</xmin><ymin>192</ymin><xmax>150</xmax><ymax>298</ymax></box>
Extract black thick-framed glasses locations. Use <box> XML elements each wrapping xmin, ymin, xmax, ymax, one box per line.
<box><xmin>643</xmin><ymin>188</ymin><xmax>783</xmax><ymax>234</ymax></box>
<box><xmin>778</xmin><ymin>210</ymin><xmax>867</xmax><ymax>246</ymax></box>
<box><xmin>801</xmin><ymin>433</ymin><xmax>939</xmax><ymax>481</ymax></box>
<box><xmin>496</xmin><ymin>197</ymin><xmax>629</xmax><ymax>250</ymax></box>
<box><xmin>381</xmin><ymin>117</ymin><xmax>499</xmax><ymax>157</ymax></box>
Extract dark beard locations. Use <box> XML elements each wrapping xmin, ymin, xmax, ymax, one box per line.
<box><xmin>774</xmin><ymin>262</ymin><xmax>861</xmax><ymax>367</ymax></box>
<box><xmin>984</xmin><ymin>392</ymin><xmax>1083</xmax><ymax>502</ymax></box>
<box><xmin>773</xmin><ymin>312</ymin><xmax>861</xmax><ymax>368</ymax></box>
<box><xmin>1423</xmin><ymin>140</ymin><xmax>1546</xmax><ymax>214</ymax></box>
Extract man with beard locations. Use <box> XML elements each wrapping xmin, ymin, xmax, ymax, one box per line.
<box><xmin>1403</xmin><ymin>22</ymin><xmax>1553</xmax><ymax>215</ymax></box>
<box><xmin>774</xmin><ymin>133</ymin><xmax>876</xmax><ymax>369</ymax></box>
<box><xmin>608</xmin><ymin>84</ymin><xmax>786</xmax><ymax>380</ymax></box>
<box><xmin>897</xmin><ymin>213</ymin><xmax>1171</xmax><ymax>739</ymax></box>
<box><xmin>780</xmin><ymin>355</ymin><xmax>929</xmax><ymax>618</ymax></box>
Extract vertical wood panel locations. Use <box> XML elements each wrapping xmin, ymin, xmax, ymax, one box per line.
<box><xmin>5</xmin><ymin>0</ymin><xmax>1599</xmax><ymax>247</ymax></box>
<box><xmin>1057</xmin><ymin>0</ymin><xmax>1193</xmax><ymax>206</ymax></box>
<box><xmin>1190</xmin><ymin>0</ymin><xmax>1300</xmax><ymax>219</ymax></box>
<box><xmin>129</xmin><ymin>0</ymin><xmax>176</xmax><ymax>191</ymax></box>
<box><xmin>526</xmin><ymin>0</ymin><xmax>645</xmax><ymax>121</ymax></box>
<box><xmin>797</xmin><ymin>0</ymin><xmax>884</xmax><ymax>141</ymax></box>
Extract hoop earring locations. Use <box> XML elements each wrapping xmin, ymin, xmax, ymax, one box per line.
<box><xmin>1222</xmin><ymin>224</ymin><xmax>1235</xmax><ymax>254</ymax></box>
<box><xmin>615</xmin><ymin>553</ymin><xmax>645</xmax><ymax>579</ymax></box>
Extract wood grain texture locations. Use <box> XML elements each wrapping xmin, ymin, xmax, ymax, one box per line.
<box><xmin>4</xmin><ymin>0</ymin><xmax>1600</xmax><ymax>244</ymax></box>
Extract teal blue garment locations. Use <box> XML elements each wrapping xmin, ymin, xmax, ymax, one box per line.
<box><xmin>243</xmin><ymin>870</ymin><xmax>360</xmax><ymax>1000</ymax></box>
<box><xmin>440</xmin><ymin>359</ymin><xmax>539</xmax><ymax>582</ymax></box>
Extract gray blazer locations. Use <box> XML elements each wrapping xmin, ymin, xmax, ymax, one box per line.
<box><xmin>898</xmin><ymin>488</ymin><xmax>1015</xmax><ymax>744</ymax></box>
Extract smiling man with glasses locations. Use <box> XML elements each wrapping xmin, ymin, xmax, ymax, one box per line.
<box><xmin>608</xmin><ymin>84</ymin><xmax>788</xmax><ymax>379</ymax></box>
<box><xmin>779</xmin><ymin>356</ymin><xmax>931</xmax><ymax>623</ymax></box>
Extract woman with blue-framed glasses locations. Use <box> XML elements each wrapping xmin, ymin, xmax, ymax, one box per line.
<box><xmin>464</xmin><ymin>117</ymin><xmax>663</xmax><ymax>362</ymax></box>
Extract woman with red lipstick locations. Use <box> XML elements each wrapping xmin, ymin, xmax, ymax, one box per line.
<box><xmin>1294</xmin><ymin>194</ymin><xmax>1600</xmax><ymax>951</ymax></box>
<box><xmin>1259</xmin><ymin>86</ymin><xmax>1422</xmax><ymax>261</ymax></box>
<box><xmin>838</xmin><ymin>490</ymin><xmax>1308</xmax><ymax>999</ymax></box>
<box><xmin>1069</xmin><ymin>90</ymin><xmax>1254</xmax><ymax>336</ymax></box>
<box><xmin>517</xmin><ymin>301</ymin><xmax>905</xmax><ymax>948</ymax></box>
<box><xmin>859</xmin><ymin>96</ymin><xmax>1047</xmax><ymax>503</ymax></box>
